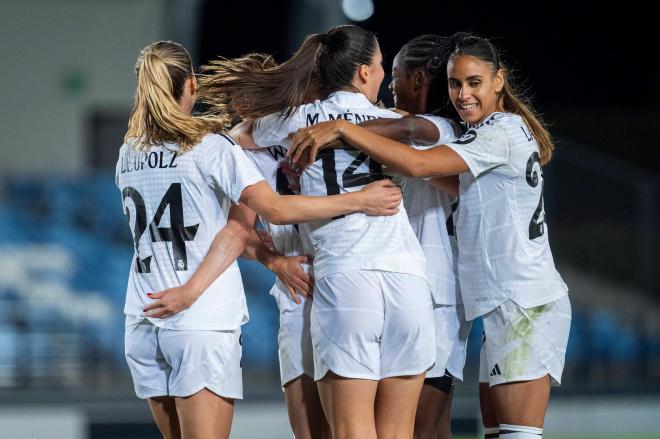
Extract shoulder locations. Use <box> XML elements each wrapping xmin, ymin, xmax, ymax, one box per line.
<box><xmin>197</xmin><ymin>132</ymin><xmax>240</xmax><ymax>151</ymax></box>
<box><xmin>418</xmin><ymin>114</ymin><xmax>463</xmax><ymax>142</ymax></box>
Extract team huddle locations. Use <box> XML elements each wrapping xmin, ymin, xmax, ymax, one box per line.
<box><xmin>116</xmin><ymin>25</ymin><xmax>571</xmax><ymax>439</ymax></box>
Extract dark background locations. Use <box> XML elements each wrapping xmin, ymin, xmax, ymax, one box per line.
<box><xmin>199</xmin><ymin>1</ymin><xmax>659</xmax><ymax>172</ymax></box>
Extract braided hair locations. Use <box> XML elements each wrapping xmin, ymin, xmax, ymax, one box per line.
<box><xmin>398</xmin><ymin>34</ymin><xmax>456</xmax><ymax>119</ymax></box>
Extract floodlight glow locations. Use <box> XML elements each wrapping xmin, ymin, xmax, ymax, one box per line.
<box><xmin>341</xmin><ymin>0</ymin><xmax>374</xmax><ymax>22</ymax></box>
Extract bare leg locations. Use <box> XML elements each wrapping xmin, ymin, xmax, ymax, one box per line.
<box><xmin>284</xmin><ymin>374</ymin><xmax>331</xmax><ymax>439</ymax></box>
<box><xmin>317</xmin><ymin>372</ymin><xmax>378</xmax><ymax>439</ymax></box>
<box><xmin>375</xmin><ymin>373</ymin><xmax>426</xmax><ymax>439</ymax></box>
<box><xmin>479</xmin><ymin>382</ymin><xmax>499</xmax><ymax>431</ymax></box>
<box><xmin>490</xmin><ymin>375</ymin><xmax>550</xmax><ymax>428</ymax></box>
<box><xmin>148</xmin><ymin>396</ymin><xmax>182</xmax><ymax>439</ymax></box>
<box><xmin>175</xmin><ymin>388</ymin><xmax>234</xmax><ymax>439</ymax></box>
<box><xmin>414</xmin><ymin>383</ymin><xmax>453</xmax><ymax>439</ymax></box>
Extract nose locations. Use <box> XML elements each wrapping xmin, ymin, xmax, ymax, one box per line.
<box><xmin>457</xmin><ymin>86</ymin><xmax>472</xmax><ymax>101</ymax></box>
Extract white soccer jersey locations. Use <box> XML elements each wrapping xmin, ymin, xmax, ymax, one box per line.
<box><xmin>116</xmin><ymin>133</ymin><xmax>264</xmax><ymax>330</ymax></box>
<box><xmin>446</xmin><ymin>112</ymin><xmax>568</xmax><ymax>320</ymax></box>
<box><xmin>252</xmin><ymin>91</ymin><xmax>427</xmax><ymax>281</ymax></box>
<box><xmin>244</xmin><ymin>148</ymin><xmax>314</xmax><ymax>295</ymax></box>
<box><xmin>402</xmin><ymin>115</ymin><xmax>463</xmax><ymax>305</ymax></box>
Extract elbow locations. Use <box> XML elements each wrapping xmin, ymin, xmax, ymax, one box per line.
<box><xmin>260</xmin><ymin>205</ymin><xmax>287</xmax><ymax>225</ymax></box>
<box><xmin>399</xmin><ymin>159</ymin><xmax>429</xmax><ymax>178</ymax></box>
<box><xmin>398</xmin><ymin>117</ymin><xmax>417</xmax><ymax>142</ymax></box>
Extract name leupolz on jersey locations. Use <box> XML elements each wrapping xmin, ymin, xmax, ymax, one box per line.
<box><xmin>120</xmin><ymin>150</ymin><xmax>178</xmax><ymax>174</ymax></box>
<box><xmin>305</xmin><ymin>111</ymin><xmax>388</xmax><ymax>220</ymax></box>
<box><xmin>119</xmin><ymin>147</ymin><xmax>197</xmax><ymax>274</ymax></box>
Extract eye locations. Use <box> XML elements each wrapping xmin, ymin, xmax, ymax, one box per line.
<box><xmin>469</xmin><ymin>80</ymin><xmax>481</xmax><ymax>87</ymax></box>
<box><xmin>448</xmin><ymin>80</ymin><xmax>460</xmax><ymax>89</ymax></box>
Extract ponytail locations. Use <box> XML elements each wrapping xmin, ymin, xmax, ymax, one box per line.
<box><xmin>199</xmin><ymin>25</ymin><xmax>378</xmax><ymax>121</ymax></box>
<box><xmin>125</xmin><ymin>41</ymin><xmax>224</xmax><ymax>152</ymax></box>
<box><xmin>199</xmin><ymin>35</ymin><xmax>325</xmax><ymax>120</ymax></box>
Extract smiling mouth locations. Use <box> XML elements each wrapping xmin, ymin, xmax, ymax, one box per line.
<box><xmin>459</xmin><ymin>103</ymin><xmax>478</xmax><ymax>111</ymax></box>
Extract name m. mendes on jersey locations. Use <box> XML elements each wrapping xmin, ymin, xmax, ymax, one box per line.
<box><xmin>306</xmin><ymin>112</ymin><xmax>382</xmax><ymax>126</ymax></box>
<box><xmin>120</xmin><ymin>150</ymin><xmax>178</xmax><ymax>174</ymax></box>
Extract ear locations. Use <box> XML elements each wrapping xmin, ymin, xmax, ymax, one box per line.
<box><xmin>413</xmin><ymin>69</ymin><xmax>426</xmax><ymax>92</ymax></box>
<box><xmin>189</xmin><ymin>76</ymin><xmax>197</xmax><ymax>95</ymax></box>
<box><xmin>357</xmin><ymin>64</ymin><xmax>370</xmax><ymax>84</ymax></box>
<box><xmin>494</xmin><ymin>69</ymin><xmax>504</xmax><ymax>94</ymax></box>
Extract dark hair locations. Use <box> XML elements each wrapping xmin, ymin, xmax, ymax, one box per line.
<box><xmin>198</xmin><ymin>25</ymin><xmax>378</xmax><ymax>119</ymax></box>
<box><xmin>398</xmin><ymin>34</ymin><xmax>456</xmax><ymax>119</ymax></box>
<box><xmin>448</xmin><ymin>32</ymin><xmax>554</xmax><ymax>164</ymax></box>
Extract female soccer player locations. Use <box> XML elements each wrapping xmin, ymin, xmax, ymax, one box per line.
<box><xmin>118</xmin><ymin>40</ymin><xmax>402</xmax><ymax>439</ymax></box>
<box><xmin>364</xmin><ymin>34</ymin><xmax>469</xmax><ymax>439</ymax></box>
<box><xmin>289</xmin><ymin>32</ymin><xmax>572</xmax><ymax>439</ymax></box>
<box><xmin>201</xmin><ymin>25</ymin><xmax>435</xmax><ymax>439</ymax></box>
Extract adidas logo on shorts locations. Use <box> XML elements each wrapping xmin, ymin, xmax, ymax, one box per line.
<box><xmin>490</xmin><ymin>364</ymin><xmax>502</xmax><ymax>377</ymax></box>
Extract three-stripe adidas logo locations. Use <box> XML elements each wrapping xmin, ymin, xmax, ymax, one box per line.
<box><xmin>490</xmin><ymin>364</ymin><xmax>502</xmax><ymax>377</ymax></box>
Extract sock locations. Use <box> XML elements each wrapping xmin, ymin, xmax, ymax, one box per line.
<box><xmin>484</xmin><ymin>427</ymin><xmax>500</xmax><ymax>438</ymax></box>
<box><xmin>499</xmin><ymin>424</ymin><xmax>543</xmax><ymax>438</ymax></box>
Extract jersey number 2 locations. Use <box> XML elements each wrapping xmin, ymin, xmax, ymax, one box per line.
<box><xmin>122</xmin><ymin>183</ymin><xmax>199</xmax><ymax>273</ymax></box>
<box><xmin>525</xmin><ymin>152</ymin><xmax>545</xmax><ymax>239</ymax></box>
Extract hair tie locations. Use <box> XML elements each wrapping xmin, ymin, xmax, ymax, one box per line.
<box><xmin>318</xmin><ymin>33</ymin><xmax>330</xmax><ymax>44</ymax></box>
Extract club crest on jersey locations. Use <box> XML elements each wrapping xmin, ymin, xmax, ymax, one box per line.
<box><xmin>455</xmin><ymin>129</ymin><xmax>477</xmax><ymax>145</ymax></box>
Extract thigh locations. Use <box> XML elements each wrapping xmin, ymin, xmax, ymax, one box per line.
<box><xmin>380</xmin><ymin>273</ymin><xmax>435</xmax><ymax>378</ymax></box>
<box><xmin>148</xmin><ymin>396</ymin><xmax>181</xmax><ymax>439</ymax></box>
<box><xmin>125</xmin><ymin>321</ymin><xmax>169</xmax><ymax>399</ymax></box>
<box><xmin>283</xmin><ymin>375</ymin><xmax>330</xmax><ymax>439</ymax></box>
<box><xmin>490</xmin><ymin>375</ymin><xmax>550</xmax><ymax>427</ymax></box>
<box><xmin>414</xmin><ymin>383</ymin><xmax>453</xmax><ymax>439</ymax></box>
<box><xmin>317</xmin><ymin>372</ymin><xmax>378</xmax><ymax>439</ymax></box>
<box><xmin>175</xmin><ymin>388</ymin><xmax>234</xmax><ymax>439</ymax></box>
<box><xmin>375</xmin><ymin>374</ymin><xmax>426</xmax><ymax>439</ymax></box>
<box><xmin>312</xmin><ymin>271</ymin><xmax>385</xmax><ymax>380</ymax></box>
<box><xmin>159</xmin><ymin>328</ymin><xmax>243</xmax><ymax>399</ymax></box>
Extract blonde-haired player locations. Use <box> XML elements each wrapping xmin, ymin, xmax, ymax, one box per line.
<box><xmin>118</xmin><ymin>41</ymin><xmax>402</xmax><ymax>439</ymax></box>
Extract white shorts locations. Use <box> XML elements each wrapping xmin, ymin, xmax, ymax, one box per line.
<box><xmin>311</xmin><ymin>271</ymin><xmax>435</xmax><ymax>381</ymax></box>
<box><xmin>272</xmin><ymin>288</ymin><xmax>314</xmax><ymax>386</ymax></box>
<box><xmin>125</xmin><ymin>319</ymin><xmax>243</xmax><ymax>399</ymax></box>
<box><xmin>426</xmin><ymin>304</ymin><xmax>471</xmax><ymax>381</ymax></box>
<box><xmin>478</xmin><ymin>295</ymin><xmax>571</xmax><ymax>386</ymax></box>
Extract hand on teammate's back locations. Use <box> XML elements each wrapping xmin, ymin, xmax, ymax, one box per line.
<box><xmin>359</xmin><ymin>179</ymin><xmax>402</xmax><ymax>216</ymax></box>
<box><xmin>269</xmin><ymin>255</ymin><xmax>314</xmax><ymax>304</ymax></box>
<box><xmin>143</xmin><ymin>286</ymin><xmax>200</xmax><ymax>319</ymax></box>
<box><xmin>288</xmin><ymin>120</ymin><xmax>347</xmax><ymax>166</ymax></box>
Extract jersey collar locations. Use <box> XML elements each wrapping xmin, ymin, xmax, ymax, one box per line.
<box><xmin>326</xmin><ymin>91</ymin><xmax>374</xmax><ymax>109</ymax></box>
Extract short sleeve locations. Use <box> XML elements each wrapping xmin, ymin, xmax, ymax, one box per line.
<box><xmin>416</xmin><ymin>114</ymin><xmax>462</xmax><ymax>147</ymax></box>
<box><xmin>446</xmin><ymin>120</ymin><xmax>509</xmax><ymax>178</ymax></box>
<box><xmin>205</xmin><ymin>134</ymin><xmax>264</xmax><ymax>203</ymax></box>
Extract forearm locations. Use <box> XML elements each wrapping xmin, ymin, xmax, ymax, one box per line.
<box><xmin>359</xmin><ymin>115</ymin><xmax>439</xmax><ymax>145</ymax></box>
<box><xmin>248</xmin><ymin>191</ymin><xmax>363</xmax><ymax>225</ymax></box>
<box><xmin>339</xmin><ymin>122</ymin><xmax>440</xmax><ymax>177</ymax></box>
<box><xmin>240</xmin><ymin>228</ymin><xmax>263</xmax><ymax>261</ymax></box>
<box><xmin>241</xmin><ymin>227</ymin><xmax>283</xmax><ymax>270</ymax></box>
<box><xmin>186</xmin><ymin>220</ymin><xmax>251</xmax><ymax>297</ymax></box>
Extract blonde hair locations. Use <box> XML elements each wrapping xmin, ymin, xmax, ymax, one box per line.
<box><xmin>124</xmin><ymin>41</ymin><xmax>225</xmax><ymax>152</ymax></box>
